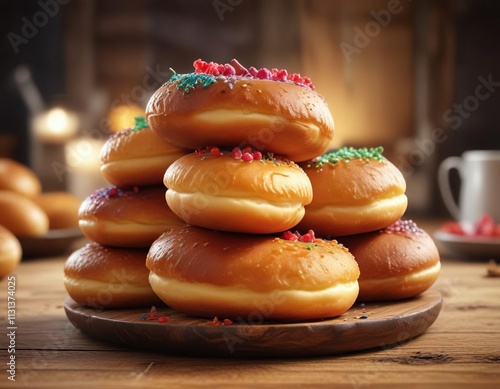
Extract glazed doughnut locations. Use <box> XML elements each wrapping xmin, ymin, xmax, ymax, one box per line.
<box><xmin>64</xmin><ymin>242</ymin><xmax>162</xmax><ymax>308</ymax></box>
<box><xmin>296</xmin><ymin>147</ymin><xmax>408</xmax><ymax>237</ymax></box>
<box><xmin>33</xmin><ymin>192</ymin><xmax>81</xmax><ymax>230</ymax></box>
<box><xmin>0</xmin><ymin>158</ymin><xmax>41</xmax><ymax>197</ymax></box>
<box><xmin>147</xmin><ymin>226</ymin><xmax>359</xmax><ymax>321</ymax></box>
<box><xmin>146</xmin><ymin>59</ymin><xmax>335</xmax><ymax>162</ymax></box>
<box><xmin>163</xmin><ymin>147</ymin><xmax>313</xmax><ymax>234</ymax></box>
<box><xmin>0</xmin><ymin>225</ymin><xmax>22</xmax><ymax>279</ymax></box>
<box><xmin>100</xmin><ymin>117</ymin><xmax>188</xmax><ymax>187</ymax></box>
<box><xmin>339</xmin><ymin>220</ymin><xmax>441</xmax><ymax>302</ymax></box>
<box><xmin>0</xmin><ymin>190</ymin><xmax>49</xmax><ymax>236</ymax></box>
<box><xmin>78</xmin><ymin>186</ymin><xmax>185</xmax><ymax>248</ymax></box>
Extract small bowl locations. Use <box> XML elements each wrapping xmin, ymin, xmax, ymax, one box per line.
<box><xmin>434</xmin><ymin>230</ymin><xmax>500</xmax><ymax>260</ymax></box>
<box><xmin>18</xmin><ymin>228</ymin><xmax>86</xmax><ymax>258</ymax></box>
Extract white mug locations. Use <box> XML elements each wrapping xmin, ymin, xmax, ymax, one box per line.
<box><xmin>438</xmin><ymin>150</ymin><xmax>500</xmax><ymax>226</ymax></box>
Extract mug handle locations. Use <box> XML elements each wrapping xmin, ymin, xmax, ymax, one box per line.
<box><xmin>438</xmin><ymin>156</ymin><xmax>462</xmax><ymax>220</ymax></box>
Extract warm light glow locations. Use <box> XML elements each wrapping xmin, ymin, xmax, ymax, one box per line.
<box><xmin>65</xmin><ymin>137</ymin><xmax>108</xmax><ymax>200</ymax></box>
<box><xmin>32</xmin><ymin>107</ymin><xmax>79</xmax><ymax>143</ymax></box>
<box><xmin>108</xmin><ymin>104</ymin><xmax>145</xmax><ymax>133</ymax></box>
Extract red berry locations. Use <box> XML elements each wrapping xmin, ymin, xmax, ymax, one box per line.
<box><xmin>476</xmin><ymin>213</ymin><xmax>495</xmax><ymax>237</ymax></box>
<box><xmin>253</xmin><ymin>151</ymin><xmax>262</xmax><ymax>160</ymax></box>
<box><xmin>222</xmin><ymin>64</ymin><xmax>236</xmax><ymax>76</ymax></box>
<box><xmin>299</xmin><ymin>233</ymin><xmax>314</xmax><ymax>243</ymax></box>
<box><xmin>242</xmin><ymin>152</ymin><xmax>254</xmax><ymax>162</ymax></box>
<box><xmin>158</xmin><ymin>316</ymin><xmax>169</xmax><ymax>323</ymax></box>
<box><xmin>241</xmin><ymin>145</ymin><xmax>253</xmax><ymax>154</ymax></box>
<box><xmin>440</xmin><ymin>221</ymin><xmax>465</xmax><ymax>235</ymax></box>
<box><xmin>257</xmin><ymin>68</ymin><xmax>272</xmax><ymax>79</ymax></box>
<box><xmin>108</xmin><ymin>187</ymin><xmax>118</xmax><ymax>197</ymax></box>
<box><xmin>232</xmin><ymin>147</ymin><xmax>242</xmax><ymax>159</ymax></box>
<box><xmin>193</xmin><ymin>59</ymin><xmax>208</xmax><ymax>73</ymax></box>
<box><xmin>282</xmin><ymin>231</ymin><xmax>298</xmax><ymax>241</ymax></box>
<box><xmin>274</xmin><ymin>69</ymin><xmax>288</xmax><ymax>81</ymax></box>
<box><xmin>210</xmin><ymin>147</ymin><xmax>222</xmax><ymax>157</ymax></box>
<box><xmin>223</xmin><ymin>319</ymin><xmax>233</xmax><ymax>326</ymax></box>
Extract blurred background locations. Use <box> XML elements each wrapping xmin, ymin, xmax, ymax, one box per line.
<box><xmin>0</xmin><ymin>0</ymin><xmax>499</xmax><ymax>219</ymax></box>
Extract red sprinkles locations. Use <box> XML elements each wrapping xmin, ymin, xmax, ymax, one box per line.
<box><xmin>193</xmin><ymin>59</ymin><xmax>315</xmax><ymax>91</ymax></box>
<box><xmin>211</xmin><ymin>317</ymin><xmax>233</xmax><ymax>326</ymax></box>
<box><xmin>281</xmin><ymin>229</ymin><xmax>317</xmax><ymax>242</ymax></box>
<box><xmin>139</xmin><ymin>306</ymin><xmax>170</xmax><ymax>323</ymax></box>
<box><xmin>196</xmin><ymin>146</ymin><xmax>266</xmax><ymax>163</ymax></box>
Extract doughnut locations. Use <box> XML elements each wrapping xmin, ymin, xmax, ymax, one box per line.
<box><xmin>163</xmin><ymin>147</ymin><xmax>313</xmax><ymax>234</ymax></box>
<box><xmin>78</xmin><ymin>185</ymin><xmax>185</xmax><ymax>248</ymax></box>
<box><xmin>147</xmin><ymin>226</ymin><xmax>359</xmax><ymax>321</ymax></box>
<box><xmin>64</xmin><ymin>242</ymin><xmax>162</xmax><ymax>308</ymax></box>
<box><xmin>33</xmin><ymin>192</ymin><xmax>81</xmax><ymax>230</ymax></box>
<box><xmin>0</xmin><ymin>190</ymin><xmax>49</xmax><ymax>236</ymax></box>
<box><xmin>339</xmin><ymin>220</ymin><xmax>441</xmax><ymax>302</ymax></box>
<box><xmin>146</xmin><ymin>59</ymin><xmax>335</xmax><ymax>162</ymax></box>
<box><xmin>296</xmin><ymin>147</ymin><xmax>408</xmax><ymax>237</ymax></box>
<box><xmin>100</xmin><ymin>117</ymin><xmax>188</xmax><ymax>187</ymax></box>
<box><xmin>0</xmin><ymin>158</ymin><xmax>41</xmax><ymax>197</ymax></box>
<box><xmin>0</xmin><ymin>225</ymin><xmax>22</xmax><ymax>279</ymax></box>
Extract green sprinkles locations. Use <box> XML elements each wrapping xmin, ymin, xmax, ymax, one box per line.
<box><xmin>169</xmin><ymin>73</ymin><xmax>217</xmax><ymax>93</ymax></box>
<box><xmin>309</xmin><ymin>146</ymin><xmax>385</xmax><ymax>168</ymax></box>
<box><xmin>132</xmin><ymin>117</ymin><xmax>149</xmax><ymax>131</ymax></box>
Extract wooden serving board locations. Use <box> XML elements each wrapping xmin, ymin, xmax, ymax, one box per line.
<box><xmin>64</xmin><ymin>290</ymin><xmax>442</xmax><ymax>358</ymax></box>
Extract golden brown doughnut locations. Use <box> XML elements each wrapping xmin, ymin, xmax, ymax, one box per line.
<box><xmin>100</xmin><ymin>118</ymin><xmax>188</xmax><ymax>187</ymax></box>
<box><xmin>339</xmin><ymin>220</ymin><xmax>441</xmax><ymax>302</ymax></box>
<box><xmin>64</xmin><ymin>242</ymin><xmax>162</xmax><ymax>308</ymax></box>
<box><xmin>33</xmin><ymin>192</ymin><xmax>81</xmax><ymax>230</ymax></box>
<box><xmin>0</xmin><ymin>225</ymin><xmax>22</xmax><ymax>279</ymax></box>
<box><xmin>297</xmin><ymin>147</ymin><xmax>408</xmax><ymax>237</ymax></box>
<box><xmin>0</xmin><ymin>190</ymin><xmax>49</xmax><ymax>236</ymax></box>
<box><xmin>78</xmin><ymin>185</ymin><xmax>185</xmax><ymax>248</ymax></box>
<box><xmin>0</xmin><ymin>158</ymin><xmax>41</xmax><ymax>197</ymax></box>
<box><xmin>147</xmin><ymin>225</ymin><xmax>359</xmax><ymax>321</ymax></box>
<box><xmin>163</xmin><ymin>147</ymin><xmax>313</xmax><ymax>234</ymax></box>
<box><xmin>146</xmin><ymin>59</ymin><xmax>334</xmax><ymax>162</ymax></box>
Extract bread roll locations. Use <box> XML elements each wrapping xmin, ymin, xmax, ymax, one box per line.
<box><xmin>0</xmin><ymin>190</ymin><xmax>49</xmax><ymax>236</ymax></box>
<box><xmin>33</xmin><ymin>192</ymin><xmax>81</xmax><ymax>229</ymax></box>
<box><xmin>0</xmin><ymin>225</ymin><xmax>22</xmax><ymax>279</ymax></box>
<box><xmin>0</xmin><ymin>158</ymin><xmax>41</xmax><ymax>197</ymax></box>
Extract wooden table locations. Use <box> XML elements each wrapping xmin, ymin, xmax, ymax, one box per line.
<box><xmin>1</xmin><ymin>233</ymin><xmax>500</xmax><ymax>388</ymax></box>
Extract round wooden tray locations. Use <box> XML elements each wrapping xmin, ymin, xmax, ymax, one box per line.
<box><xmin>64</xmin><ymin>290</ymin><xmax>442</xmax><ymax>358</ymax></box>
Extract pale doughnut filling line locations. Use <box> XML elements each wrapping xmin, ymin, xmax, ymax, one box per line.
<box><xmin>64</xmin><ymin>276</ymin><xmax>154</xmax><ymax>295</ymax></box>
<box><xmin>191</xmin><ymin>109</ymin><xmax>321</xmax><ymax>134</ymax></box>
<box><xmin>149</xmin><ymin>273</ymin><xmax>359</xmax><ymax>309</ymax></box>
<box><xmin>361</xmin><ymin>262</ymin><xmax>441</xmax><ymax>289</ymax></box>
<box><xmin>305</xmin><ymin>194</ymin><xmax>408</xmax><ymax>214</ymax></box>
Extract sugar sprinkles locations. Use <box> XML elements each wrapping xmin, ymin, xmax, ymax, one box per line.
<box><xmin>384</xmin><ymin>219</ymin><xmax>423</xmax><ymax>235</ymax></box>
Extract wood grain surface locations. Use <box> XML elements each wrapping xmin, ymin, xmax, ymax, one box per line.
<box><xmin>1</xmin><ymin>232</ymin><xmax>500</xmax><ymax>388</ymax></box>
<box><xmin>64</xmin><ymin>291</ymin><xmax>442</xmax><ymax>358</ymax></box>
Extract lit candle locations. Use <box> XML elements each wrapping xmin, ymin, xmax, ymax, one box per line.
<box><xmin>65</xmin><ymin>137</ymin><xmax>107</xmax><ymax>200</ymax></box>
<box><xmin>32</xmin><ymin>107</ymin><xmax>79</xmax><ymax>144</ymax></box>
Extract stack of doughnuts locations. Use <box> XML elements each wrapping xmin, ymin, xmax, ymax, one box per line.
<box><xmin>63</xmin><ymin>58</ymin><xmax>441</xmax><ymax>320</ymax></box>
<box><xmin>64</xmin><ymin>118</ymin><xmax>187</xmax><ymax>308</ymax></box>
<box><xmin>144</xmin><ymin>59</ymin><xmax>360</xmax><ymax>321</ymax></box>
